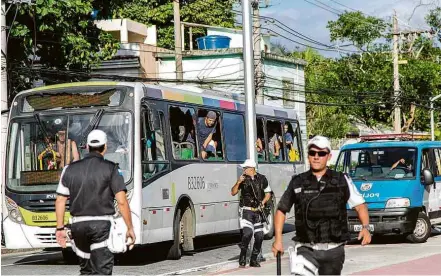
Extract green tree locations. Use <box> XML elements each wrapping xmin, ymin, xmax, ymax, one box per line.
<box><xmin>114</xmin><ymin>0</ymin><xmax>236</xmax><ymax>49</ymax></box>
<box><xmin>7</xmin><ymin>0</ymin><xmax>121</xmax><ymax>101</ymax></box>
<box><xmin>327</xmin><ymin>11</ymin><xmax>389</xmax><ymax>51</ymax></box>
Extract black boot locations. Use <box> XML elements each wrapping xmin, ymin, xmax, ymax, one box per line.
<box><xmin>239</xmin><ymin>250</ymin><xmax>247</xmax><ymax>267</ymax></box>
<box><xmin>249</xmin><ymin>254</ymin><xmax>261</xmax><ymax>267</ymax></box>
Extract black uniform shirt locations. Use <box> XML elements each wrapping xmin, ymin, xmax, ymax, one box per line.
<box><xmin>56</xmin><ymin>152</ymin><xmax>127</xmax><ymax>216</ymax></box>
<box><xmin>277</xmin><ymin>169</ymin><xmax>365</xmax><ymax>214</ymax></box>
<box><xmin>239</xmin><ymin>173</ymin><xmax>271</xmax><ymax>208</ymax></box>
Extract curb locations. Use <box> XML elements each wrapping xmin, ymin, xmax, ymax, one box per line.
<box><xmin>1</xmin><ymin>249</ymin><xmax>43</xmax><ymax>257</ymax></box>
<box><xmin>160</xmin><ymin>250</ymin><xmax>288</xmax><ymax>275</ymax></box>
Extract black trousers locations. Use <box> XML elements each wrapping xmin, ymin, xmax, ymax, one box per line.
<box><xmin>297</xmin><ymin>245</ymin><xmax>345</xmax><ymax>275</ymax></box>
<box><xmin>70</xmin><ymin>221</ymin><xmax>114</xmax><ymax>275</ymax></box>
<box><xmin>239</xmin><ymin>209</ymin><xmax>264</xmax><ymax>260</ymax></box>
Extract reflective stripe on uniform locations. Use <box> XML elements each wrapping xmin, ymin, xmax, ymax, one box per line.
<box><xmin>90</xmin><ymin>240</ymin><xmax>108</xmax><ymax>251</ymax></box>
<box><xmin>240</xmin><ymin>219</ymin><xmax>254</xmax><ymax>230</ymax></box>
<box><xmin>70</xmin><ymin>239</ymin><xmax>90</xmax><ymax>259</ymax></box>
<box><xmin>71</xmin><ymin>215</ymin><xmax>113</xmax><ymax>224</ymax></box>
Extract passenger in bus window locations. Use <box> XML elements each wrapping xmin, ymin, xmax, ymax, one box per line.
<box><xmin>284</xmin><ymin>123</ymin><xmax>293</xmax><ymax>150</ymax></box>
<box><xmin>56</xmin><ymin>130</ymin><xmax>80</xmax><ymax>168</ymax></box>
<box><xmin>268</xmin><ymin>131</ymin><xmax>281</xmax><ymax>161</ymax></box>
<box><xmin>197</xmin><ymin>111</ymin><xmax>218</xmax><ymax>159</ymax></box>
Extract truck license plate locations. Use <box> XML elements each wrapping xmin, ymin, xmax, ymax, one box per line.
<box><xmin>353</xmin><ymin>224</ymin><xmax>374</xmax><ymax>232</ymax></box>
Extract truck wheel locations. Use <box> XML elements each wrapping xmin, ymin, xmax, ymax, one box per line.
<box><xmin>62</xmin><ymin>248</ymin><xmax>78</xmax><ymax>265</ymax></box>
<box><xmin>407</xmin><ymin>212</ymin><xmax>431</xmax><ymax>243</ymax></box>
<box><xmin>167</xmin><ymin>208</ymin><xmax>182</xmax><ymax>260</ymax></box>
<box><xmin>264</xmin><ymin>198</ymin><xmax>275</xmax><ymax>240</ymax></box>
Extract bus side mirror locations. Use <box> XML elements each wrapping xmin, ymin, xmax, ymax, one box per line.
<box><xmin>422</xmin><ymin>168</ymin><xmax>434</xmax><ymax>186</ymax></box>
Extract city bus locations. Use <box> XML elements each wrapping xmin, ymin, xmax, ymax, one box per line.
<box><xmin>2</xmin><ymin>82</ymin><xmax>306</xmax><ymax>261</ymax></box>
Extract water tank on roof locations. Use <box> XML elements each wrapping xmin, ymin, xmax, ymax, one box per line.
<box><xmin>196</xmin><ymin>35</ymin><xmax>231</xmax><ymax>50</ymax></box>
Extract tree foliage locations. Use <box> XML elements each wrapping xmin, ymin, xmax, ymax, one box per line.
<box><xmin>6</xmin><ymin>0</ymin><xmax>121</xmax><ymax>101</ymax></box>
<box><xmin>327</xmin><ymin>11</ymin><xmax>390</xmax><ymax>51</ymax></box>
<box><xmin>291</xmin><ymin>10</ymin><xmax>441</xmax><ymax>138</ymax></box>
<box><xmin>114</xmin><ymin>0</ymin><xmax>236</xmax><ymax>49</ymax></box>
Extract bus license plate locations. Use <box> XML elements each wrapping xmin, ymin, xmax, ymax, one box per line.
<box><xmin>353</xmin><ymin>224</ymin><xmax>374</xmax><ymax>232</ymax></box>
<box><xmin>32</xmin><ymin>214</ymin><xmax>49</xmax><ymax>221</ymax></box>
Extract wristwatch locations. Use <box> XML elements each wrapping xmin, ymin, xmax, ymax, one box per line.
<box><xmin>56</xmin><ymin>226</ymin><xmax>65</xmax><ymax>231</ymax></box>
<box><xmin>361</xmin><ymin>225</ymin><xmax>371</xmax><ymax>232</ymax></box>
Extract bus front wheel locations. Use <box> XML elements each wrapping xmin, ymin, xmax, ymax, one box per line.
<box><xmin>407</xmin><ymin>212</ymin><xmax>431</xmax><ymax>243</ymax></box>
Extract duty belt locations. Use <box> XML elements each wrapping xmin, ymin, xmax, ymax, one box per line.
<box><xmin>70</xmin><ymin>215</ymin><xmax>113</xmax><ymax>224</ymax></box>
<box><xmin>242</xmin><ymin>206</ymin><xmax>259</xmax><ymax>212</ymax></box>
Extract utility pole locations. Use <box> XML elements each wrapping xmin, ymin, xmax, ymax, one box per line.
<box><xmin>173</xmin><ymin>0</ymin><xmax>183</xmax><ymax>81</ymax></box>
<box><xmin>1</xmin><ymin>0</ymin><xmax>8</xmax><ymax>217</ymax></box>
<box><xmin>392</xmin><ymin>11</ymin><xmax>401</xmax><ymax>133</ymax></box>
<box><xmin>242</xmin><ymin>0</ymin><xmax>258</xmax><ymax>163</ymax></box>
<box><xmin>252</xmin><ymin>1</ymin><xmax>264</xmax><ymax>105</ymax></box>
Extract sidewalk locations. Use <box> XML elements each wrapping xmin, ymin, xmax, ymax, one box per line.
<box><xmin>199</xmin><ymin>234</ymin><xmax>441</xmax><ymax>275</ymax></box>
<box><xmin>207</xmin><ymin>253</ymin><xmax>441</xmax><ymax>275</ymax></box>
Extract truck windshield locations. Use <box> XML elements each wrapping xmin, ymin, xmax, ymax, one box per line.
<box><xmin>340</xmin><ymin>147</ymin><xmax>417</xmax><ymax>180</ymax></box>
<box><xmin>6</xmin><ymin>112</ymin><xmax>132</xmax><ymax>192</ymax></box>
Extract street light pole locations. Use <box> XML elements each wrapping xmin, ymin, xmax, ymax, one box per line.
<box><xmin>430</xmin><ymin>94</ymin><xmax>441</xmax><ymax>141</ymax></box>
<box><xmin>242</xmin><ymin>0</ymin><xmax>257</xmax><ymax>163</ymax></box>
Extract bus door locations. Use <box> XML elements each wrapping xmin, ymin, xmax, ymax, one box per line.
<box><xmin>141</xmin><ymin>102</ymin><xmax>172</xmax><ymax>232</ymax></box>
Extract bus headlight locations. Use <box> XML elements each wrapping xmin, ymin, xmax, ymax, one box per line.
<box><xmin>385</xmin><ymin>198</ymin><xmax>410</xmax><ymax>208</ymax></box>
<box><xmin>6</xmin><ymin>196</ymin><xmax>24</xmax><ymax>224</ymax></box>
<box><xmin>113</xmin><ymin>189</ymin><xmax>134</xmax><ymax>218</ymax></box>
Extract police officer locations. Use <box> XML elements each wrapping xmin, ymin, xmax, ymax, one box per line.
<box><xmin>55</xmin><ymin>130</ymin><xmax>135</xmax><ymax>275</ymax></box>
<box><xmin>231</xmin><ymin>159</ymin><xmax>272</xmax><ymax>268</ymax></box>
<box><xmin>272</xmin><ymin>136</ymin><xmax>371</xmax><ymax>275</ymax></box>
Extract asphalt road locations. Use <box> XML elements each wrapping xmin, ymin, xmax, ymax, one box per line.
<box><xmin>2</xmin><ymin>221</ymin><xmax>440</xmax><ymax>275</ymax></box>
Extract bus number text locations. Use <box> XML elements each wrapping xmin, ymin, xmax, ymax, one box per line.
<box><xmin>188</xmin><ymin>176</ymin><xmax>205</xmax><ymax>190</ymax></box>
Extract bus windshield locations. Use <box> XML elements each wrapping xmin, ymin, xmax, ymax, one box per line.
<box><xmin>339</xmin><ymin>147</ymin><xmax>417</xmax><ymax>180</ymax></box>
<box><xmin>6</xmin><ymin>111</ymin><xmax>132</xmax><ymax>192</ymax></box>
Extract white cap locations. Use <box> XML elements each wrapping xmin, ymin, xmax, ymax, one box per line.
<box><xmin>308</xmin><ymin>135</ymin><xmax>331</xmax><ymax>152</ymax></box>
<box><xmin>240</xmin><ymin>159</ymin><xmax>256</xmax><ymax>168</ymax></box>
<box><xmin>87</xmin><ymin>129</ymin><xmax>107</xmax><ymax>147</ymax></box>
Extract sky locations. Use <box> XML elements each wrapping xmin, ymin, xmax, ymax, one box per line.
<box><xmin>244</xmin><ymin>0</ymin><xmax>440</xmax><ymax>57</ymax></box>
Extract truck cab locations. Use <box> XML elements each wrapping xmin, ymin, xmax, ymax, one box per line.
<box><xmin>336</xmin><ymin>138</ymin><xmax>441</xmax><ymax>243</ymax></box>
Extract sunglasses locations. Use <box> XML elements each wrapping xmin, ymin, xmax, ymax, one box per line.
<box><xmin>308</xmin><ymin>150</ymin><xmax>329</xmax><ymax>157</ymax></box>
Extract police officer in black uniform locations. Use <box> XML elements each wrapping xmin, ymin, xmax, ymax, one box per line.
<box><xmin>231</xmin><ymin>159</ymin><xmax>272</xmax><ymax>268</ymax></box>
<box><xmin>272</xmin><ymin>136</ymin><xmax>371</xmax><ymax>275</ymax></box>
<box><xmin>55</xmin><ymin>130</ymin><xmax>136</xmax><ymax>275</ymax></box>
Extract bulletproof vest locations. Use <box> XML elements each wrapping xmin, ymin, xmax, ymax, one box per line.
<box><xmin>239</xmin><ymin>174</ymin><xmax>264</xmax><ymax>208</ymax></box>
<box><xmin>292</xmin><ymin>170</ymin><xmax>350</xmax><ymax>243</ymax></box>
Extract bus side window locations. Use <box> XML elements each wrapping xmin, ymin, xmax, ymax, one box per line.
<box><xmin>196</xmin><ymin>109</ymin><xmax>224</xmax><ymax>161</ymax></box>
<box><xmin>285</xmin><ymin>121</ymin><xmax>301</xmax><ymax>163</ymax></box>
<box><xmin>141</xmin><ymin>109</ymin><xmax>167</xmax><ymax>180</ymax></box>
<box><xmin>223</xmin><ymin>112</ymin><xmax>246</xmax><ymax>161</ymax></box>
<box><xmin>256</xmin><ymin>118</ymin><xmax>266</xmax><ymax>161</ymax></box>
<box><xmin>267</xmin><ymin>119</ymin><xmax>285</xmax><ymax>162</ymax></box>
<box><xmin>169</xmin><ymin>105</ymin><xmax>197</xmax><ymax>160</ymax></box>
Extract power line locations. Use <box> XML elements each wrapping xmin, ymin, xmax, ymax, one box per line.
<box><xmin>302</xmin><ymin>0</ymin><xmax>341</xmax><ymax>16</ymax></box>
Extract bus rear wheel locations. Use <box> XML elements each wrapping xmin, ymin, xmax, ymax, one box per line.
<box><xmin>407</xmin><ymin>212</ymin><xmax>431</xmax><ymax>243</ymax></box>
<box><xmin>264</xmin><ymin>197</ymin><xmax>275</xmax><ymax>240</ymax></box>
<box><xmin>167</xmin><ymin>205</ymin><xmax>194</xmax><ymax>260</ymax></box>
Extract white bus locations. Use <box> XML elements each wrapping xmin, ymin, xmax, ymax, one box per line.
<box><xmin>3</xmin><ymin>82</ymin><xmax>306</xmax><ymax>261</ymax></box>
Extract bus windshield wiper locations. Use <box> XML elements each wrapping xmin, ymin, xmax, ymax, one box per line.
<box><xmin>79</xmin><ymin>109</ymin><xmax>104</xmax><ymax>148</ymax></box>
<box><xmin>34</xmin><ymin>113</ymin><xmax>51</xmax><ymax>148</ymax></box>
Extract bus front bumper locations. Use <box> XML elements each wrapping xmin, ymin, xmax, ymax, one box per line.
<box><xmin>347</xmin><ymin>207</ymin><xmax>419</xmax><ymax>235</ymax></box>
<box><xmin>3</xmin><ymin>217</ymin><xmax>61</xmax><ymax>249</ymax></box>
